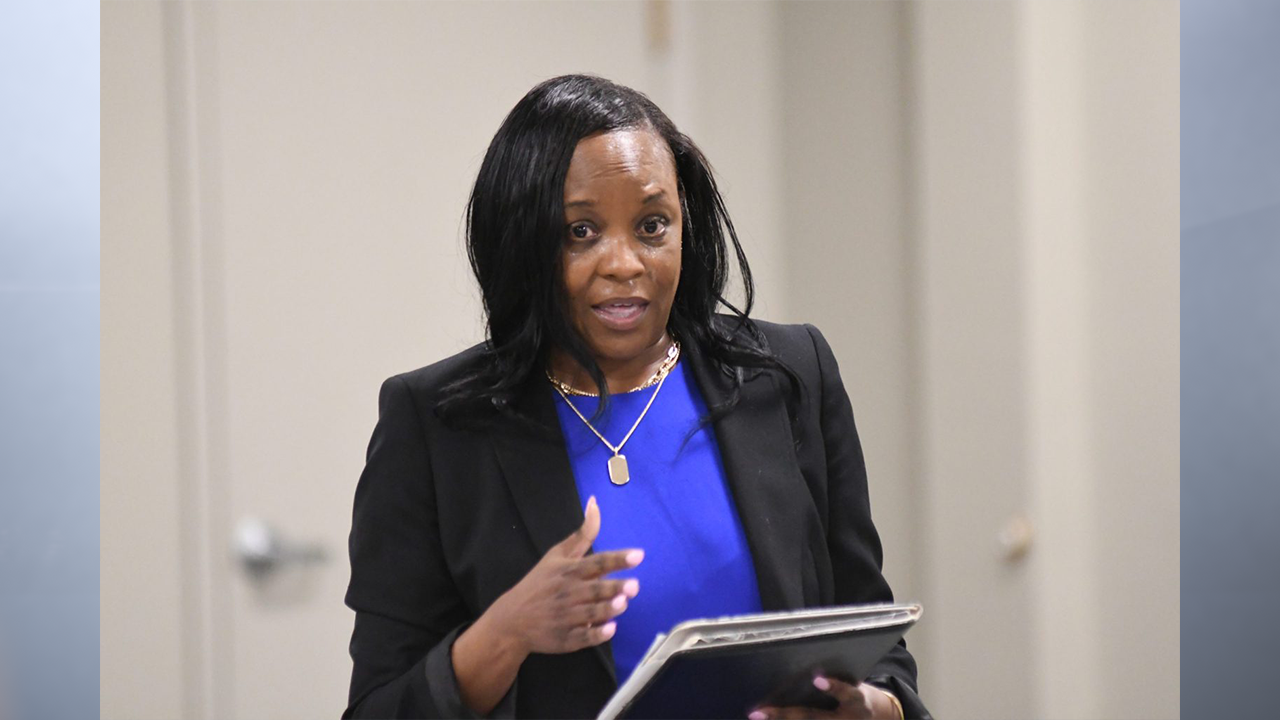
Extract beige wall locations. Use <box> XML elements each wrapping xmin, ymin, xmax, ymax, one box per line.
<box><xmin>680</xmin><ymin>1</ymin><xmax>788</xmax><ymax>321</ymax></box>
<box><xmin>101</xmin><ymin>2</ymin><xmax>1179</xmax><ymax>719</ymax></box>
<box><xmin>1075</xmin><ymin>3</ymin><xmax>1180</xmax><ymax>717</ymax></box>
<box><xmin>100</xmin><ymin>2</ymin><xmax>185</xmax><ymax>717</ymax></box>
<box><xmin>779</xmin><ymin>0</ymin><xmax>918</xmax><ymax>595</ymax></box>
<box><xmin>910</xmin><ymin>2</ymin><xmax>1040</xmax><ymax>715</ymax></box>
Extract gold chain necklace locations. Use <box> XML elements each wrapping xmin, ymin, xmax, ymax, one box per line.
<box><xmin>545</xmin><ymin>341</ymin><xmax>681</xmax><ymax>397</ymax></box>
<box><xmin>546</xmin><ymin>341</ymin><xmax>680</xmax><ymax>486</ymax></box>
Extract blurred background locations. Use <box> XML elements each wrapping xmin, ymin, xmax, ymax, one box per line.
<box><xmin>1</xmin><ymin>1</ymin><xmax>99</xmax><ymax>720</ymax></box>
<box><xmin>1180</xmin><ymin>1</ymin><xmax>1280</xmax><ymax>717</ymax></box>
<box><xmin>100</xmin><ymin>2</ymin><xmax>1178</xmax><ymax>719</ymax></box>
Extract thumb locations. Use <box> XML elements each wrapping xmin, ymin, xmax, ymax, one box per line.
<box><xmin>557</xmin><ymin>495</ymin><xmax>600</xmax><ymax>558</ymax></box>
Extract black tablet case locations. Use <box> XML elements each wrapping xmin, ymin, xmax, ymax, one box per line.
<box><xmin>612</xmin><ymin>620</ymin><xmax>910</xmax><ymax>719</ymax></box>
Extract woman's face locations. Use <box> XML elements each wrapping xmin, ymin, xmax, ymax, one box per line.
<box><xmin>560</xmin><ymin>128</ymin><xmax>683</xmax><ymax>366</ymax></box>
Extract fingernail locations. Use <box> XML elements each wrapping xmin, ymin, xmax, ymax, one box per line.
<box><xmin>623</xmin><ymin>579</ymin><xmax>640</xmax><ymax>597</ymax></box>
<box><xmin>749</xmin><ymin>711</ymin><xmax>767</xmax><ymax>720</ymax></box>
<box><xmin>626</xmin><ymin>549</ymin><xmax>644</xmax><ymax>566</ymax></box>
<box><xmin>612</xmin><ymin>594</ymin><xmax>627</xmax><ymax>611</ymax></box>
<box><xmin>587</xmin><ymin>496</ymin><xmax>597</xmax><ymax>510</ymax></box>
<box><xmin>600</xmin><ymin>621</ymin><xmax>617</xmax><ymax>639</ymax></box>
<box><xmin>813</xmin><ymin>675</ymin><xmax>831</xmax><ymax>691</ymax></box>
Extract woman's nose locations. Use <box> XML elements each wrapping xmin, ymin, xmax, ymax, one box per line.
<box><xmin>597</xmin><ymin>235</ymin><xmax>645</xmax><ymax>280</ymax></box>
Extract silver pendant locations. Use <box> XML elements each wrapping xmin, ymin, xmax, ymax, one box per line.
<box><xmin>608</xmin><ymin>454</ymin><xmax>630</xmax><ymax>485</ymax></box>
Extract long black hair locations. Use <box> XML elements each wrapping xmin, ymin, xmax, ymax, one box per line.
<box><xmin>437</xmin><ymin>74</ymin><xmax>800</xmax><ymax>428</ymax></box>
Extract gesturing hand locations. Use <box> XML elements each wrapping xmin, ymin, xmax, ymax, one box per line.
<box><xmin>749</xmin><ymin>676</ymin><xmax>903</xmax><ymax>720</ymax></box>
<box><xmin>486</xmin><ymin>495</ymin><xmax>643</xmax><ymax>655</ymax></box>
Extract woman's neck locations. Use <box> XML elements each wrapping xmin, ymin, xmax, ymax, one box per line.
<box><xmin>548</xmin><ymin>334</ymin><xmax>675</xmax><ymax>394</ymax></box>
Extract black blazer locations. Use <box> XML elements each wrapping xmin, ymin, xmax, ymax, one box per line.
<box><xmin>344</xmin><ymin>319</ymin><xmax>930</xmax><ymax>719</ymax></box>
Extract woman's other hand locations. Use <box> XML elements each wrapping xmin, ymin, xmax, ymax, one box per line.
<box><xmin>486</xmin><ymin>495</ymin><xmax>643</xmax><ymax>654</ymax></box>
<box><xmin>748</xmin><ymin>676</ymin><xmax>903</xmax><ymax>720</ymax></box>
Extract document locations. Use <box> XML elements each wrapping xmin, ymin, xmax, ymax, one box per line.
<box><xmin>596</xmin><ymin>602</ymin><xmax>921</xmax><ymax>720</ymax></box>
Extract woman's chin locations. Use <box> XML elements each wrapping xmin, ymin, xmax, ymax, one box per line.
<box><xmin>583</xmin><ymin>329</ymin><xmax>666</xmax><ymax>365</ymax></box>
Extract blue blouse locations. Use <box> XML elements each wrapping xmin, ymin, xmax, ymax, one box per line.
<box><xmin>552</xmin><ymin>359</ymin><xmax>763</xmax><ymax>683</ymax></box>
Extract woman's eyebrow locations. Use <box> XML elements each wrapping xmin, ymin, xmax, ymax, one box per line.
<box><xmin>565</xmin><ymin>191</ymin><xmax>670</xmax><ymax>210</ymax></box>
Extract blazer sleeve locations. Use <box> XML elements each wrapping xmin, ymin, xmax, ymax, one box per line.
<box><xmin>804</xmin><ymin>325</ymin><xmax>933</xmax><ymax>720</ymax></box>
<box><xmin>343</xmin><ymin>375</ymin><xmax>517</xmax><ymax>719</ymax></box>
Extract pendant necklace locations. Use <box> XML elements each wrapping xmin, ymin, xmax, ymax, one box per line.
<box><xmin>546</xmin><ymin>341</ymin><xmax>680</xmax><ymax>486</ymax></box>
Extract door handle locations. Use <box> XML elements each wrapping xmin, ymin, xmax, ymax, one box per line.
<box><xmin>233</xmin><ymin>517</ymin><xmax>328</xmax><ymax>578</ymax></box>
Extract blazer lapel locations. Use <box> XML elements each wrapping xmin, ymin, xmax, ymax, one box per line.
<box><xmin>684</xmin><ymin>339</ymin><xmax>810</xmax><ymax>613</ymax></box>
<box><xmin>489</xmin><ymin>380</ymin><xmax>585</xmax><ymax>557</ymax></box>
<box><xmin>488</xmin><ymin>378</ymin><xmax>619</xmax><ymax>686</ymax></box>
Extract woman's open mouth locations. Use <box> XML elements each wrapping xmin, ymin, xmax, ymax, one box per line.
<box><xmin>592</xmin><ymin>299</ymin><xmax>649</xmax><ymax>330</ymax></box>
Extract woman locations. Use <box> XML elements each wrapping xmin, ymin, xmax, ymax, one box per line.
<box><xmin>343</xmin><ymin>74</ymin><xmax>929</xmax><ymax>720</ymax></box>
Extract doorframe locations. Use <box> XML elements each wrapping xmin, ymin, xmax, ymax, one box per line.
<box><xmin>163</xmin><ymin>3</ymin><xmax>231</xmax><ymax>717</ymax></box>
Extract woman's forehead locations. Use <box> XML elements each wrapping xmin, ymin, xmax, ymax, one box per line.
<box><xmin>564</xmin><ymin>129</ymin><xmax>677</xmax><ymax>197</ymax></box>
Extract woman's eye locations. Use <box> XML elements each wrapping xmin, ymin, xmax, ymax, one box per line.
<box><xmin>639</xmin><ymin>216</ymin><xmax>668</xmax><ymax>237</ymax></box>
<box><xmin>567</xmin><ymin>223</ymin><xmax>595</xmax><ymax>241</ymax></box>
